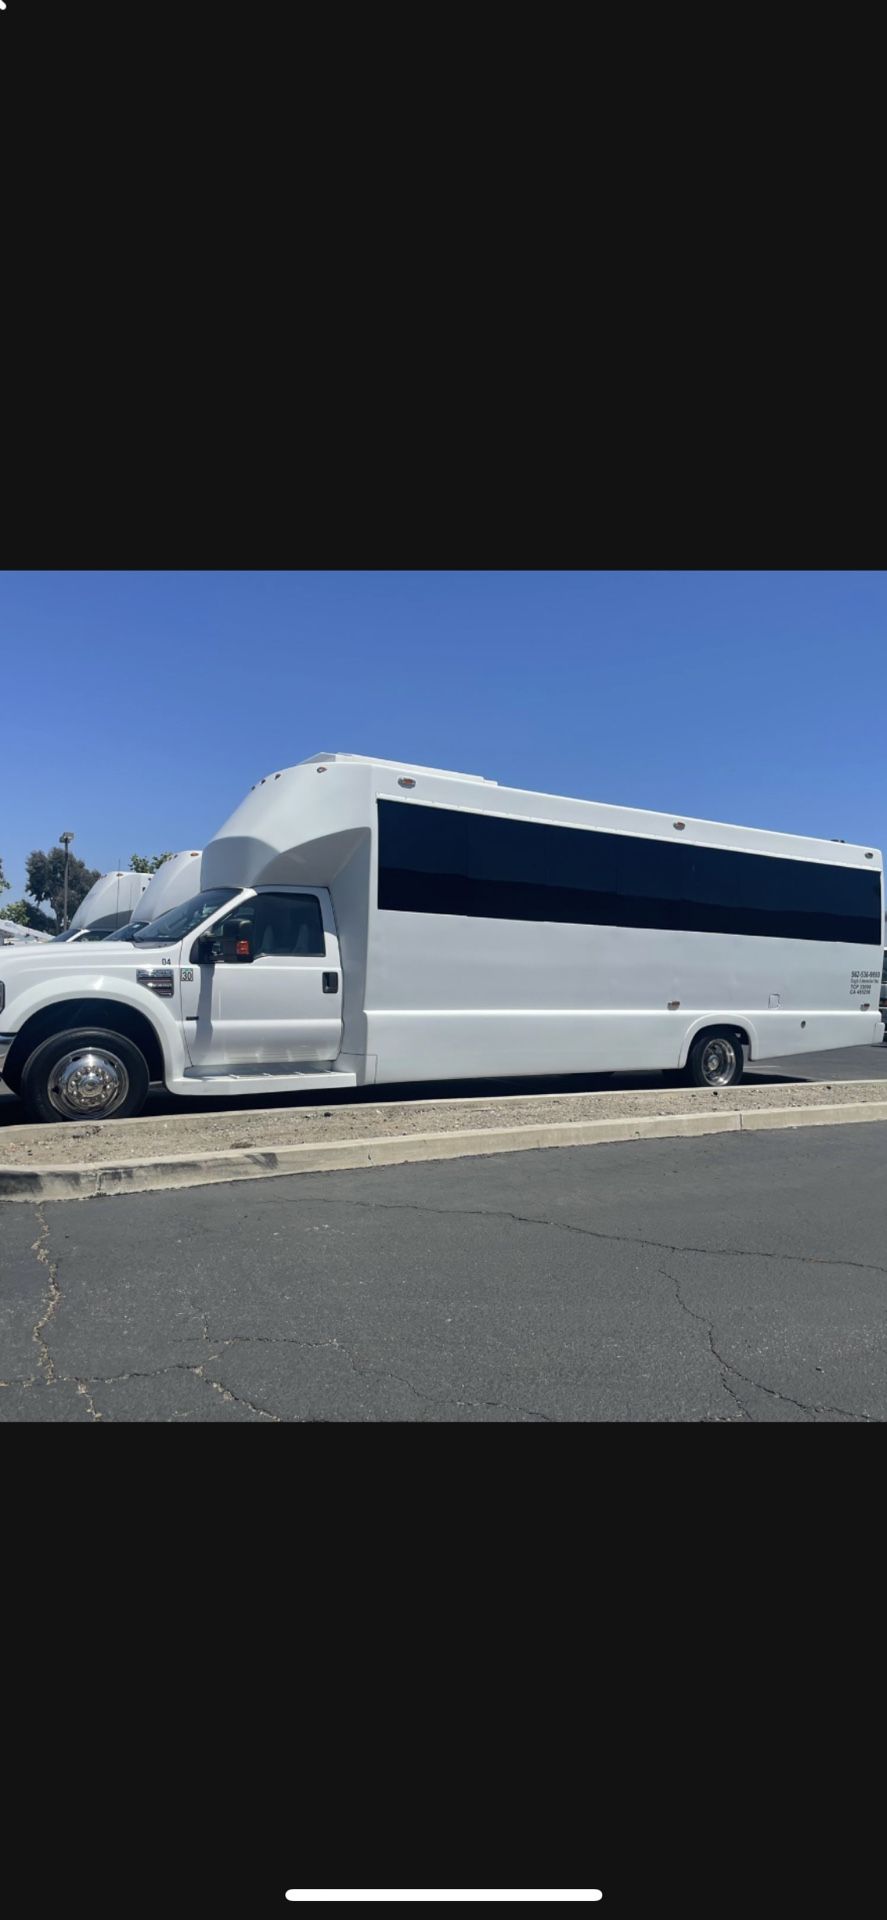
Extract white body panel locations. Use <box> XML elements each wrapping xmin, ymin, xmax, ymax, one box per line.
<box><xmin>0</xmin><ymin>946</ymin><xmax>191</xmax><ymax>1081</ymax></box>
<box><xmin>64</xmin><ymin>870</ymin><xmax>150</xmax><ymax>936</ymax></box>
<box><xmin>1</xmin><ymin>754</ymin><xmax>883</xmax><ymax>1107</ymax></box>
<box><xmin>126</xmin><ymin>851</ymin><xmax>202</xmax><ymax>926</ymax></box>
<box><xmin>180</xmin><ymin>889</ymin><xmax>342</xmax><ymax>1067</ymax></box>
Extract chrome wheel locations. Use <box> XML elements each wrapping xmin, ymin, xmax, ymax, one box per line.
<box><xmin>47</xmin><ymin>1048</ymin><xmax>130</xmax><ymax>1118</ymax></box>
<box><xmin>699</xmin><ymin>1038</ymin><xmax>738</xmax><ymax>1087</ymax></box>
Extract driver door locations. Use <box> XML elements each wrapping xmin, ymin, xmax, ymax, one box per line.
<box><xmin>180</xmin><ymin>889</ymin><xmax>343</xmax><ymax>1068</ymax></box>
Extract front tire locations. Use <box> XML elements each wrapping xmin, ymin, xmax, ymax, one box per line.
<box><xmin>20</xmin><ymin>1030</ymin><xmax>150</xmax><ymax>1123</ymax></box>
<box><xmin>686</xmin><ymin>1031</ymin><xmax>745</xmax><ymax>1089</ymax></box>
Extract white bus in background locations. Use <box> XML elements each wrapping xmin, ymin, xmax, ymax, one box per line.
<box><xmin>0</xmin><ymin>753</ymin><xmax>883</xmax><ymax>1122</ymax></box>
<box><xmin>103</xmin><ymin>851</ymin><xmax>203</xmax><ymax>941</ymax></box>
<box><xmin>0</xmin><ymin>920</ymin><xmax>54</xmax><ymax>947</ymax></box>
<box><xmin>53</xmin><ymin>870</ymin><xmax>150</xmax><ymax>943</ymax></box>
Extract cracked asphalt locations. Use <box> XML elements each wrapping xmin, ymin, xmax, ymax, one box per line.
<box><xmin>2</xmin><ymin>1120</ymin><xmax>886</xmax><ymax>1420</ymax></box>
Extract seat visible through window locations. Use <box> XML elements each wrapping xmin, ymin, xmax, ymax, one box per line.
<box><xmin>253</xmin><ymin>894</ymin><xmax>325</xmax><ymax>957</ymax></box>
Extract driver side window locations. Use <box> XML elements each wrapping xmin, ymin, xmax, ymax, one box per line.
<box><xmin>196</xmin><ymin>894</ymin><xmax>326</xmax><ymax>963</ymax></box>
<box><xmin>252</xmin><ymin>894</ymin><xmax>325</xmax><ymax>957</ymax></box>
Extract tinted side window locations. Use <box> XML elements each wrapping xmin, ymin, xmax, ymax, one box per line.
<box><xmin>253</xmin><ymin>894</ymin><xmax>325</xmax><ymax>957</ymax></box>
<box><xmin>201</xmin><ymin>894</ymin><xmax>326</xmax><ymax>960</ymax></box>
<box><xmin>377</xmin><ymin>800</ymin><xmax>882</xmax><ymax>945</ymax></box>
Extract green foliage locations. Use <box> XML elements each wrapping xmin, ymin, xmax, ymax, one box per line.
<box><xmin>2</xmin><ymin>898</ymin><xmax>55</xmax><ymax>932</ymax></box>
<box><xmin>26</xmin><ymin>847</ymin><xmax>103</xmax><ymax>931</ymax></box>
<box><xmin>0</xmin><ymin>855</ymin><xmax>7</xmax><ymax>892</ymax></box>
<box><xmin>130</xmin><ymin>853</ymin><xmax>174</xmax><ymax>874</ymax></box>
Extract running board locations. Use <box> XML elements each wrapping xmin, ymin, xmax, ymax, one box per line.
<box><xmin>169</xmin><ymin>1069</ymin><xmax>358</xmax><ymax>1097</ymax></box>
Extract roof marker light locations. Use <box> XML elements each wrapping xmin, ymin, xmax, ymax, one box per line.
<box><xmin>398</xmin><ymin>777</ymin><xmax>417</xmax><ymax>788</ymax></box>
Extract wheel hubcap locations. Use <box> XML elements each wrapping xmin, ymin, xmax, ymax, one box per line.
<box><xmin>700</xmin><ymin>1039</ymin><xmax>737</xmax><ymax>1087</ymax></box>
<box><xmin>48</xmin><ymin>1049</ymin><xmax>129</xmax><ymax>1118</ymax></box>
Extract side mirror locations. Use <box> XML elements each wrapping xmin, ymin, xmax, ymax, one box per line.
<box><xmin>192</xmin><ymin>922</ymin><xmax>254</xmax><ymax>964</ymax></box>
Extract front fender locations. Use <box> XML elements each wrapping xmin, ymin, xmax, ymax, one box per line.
<box><xmin>1</xmin><ymin>976</ymin><xmax>184</xmax><ymax>1080</ymax></box>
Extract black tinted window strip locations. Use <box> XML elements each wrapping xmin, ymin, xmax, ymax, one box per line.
<box><xmin>377</xmin><ymin>801</ymin><xmax>882</xmax><ymax>946</ymax></box>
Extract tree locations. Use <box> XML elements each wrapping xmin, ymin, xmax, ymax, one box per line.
<box><xmin>26</xmin><ymin>847</ymin><xmax>102</xmax><ymax>932</ymax></box>
<box><xmin>2</xmin><ymin>898</ymin><xmax>55</xmax><ymax>932</ymax></box>
<box><xmin>0</xmin><ymin>855</ymin><xmax>8</xmax><ymax>893</ymax></box>
<box><xmin>130</xmin><ymin>852</ymin><xmax>174</xmax><ymax>874</ymax></box>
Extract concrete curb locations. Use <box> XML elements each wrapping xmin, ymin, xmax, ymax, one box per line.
<box><xmin>1</xmin><ymin>1099</ymin><xmax>886</xmax><ymax>1202</ymax></box>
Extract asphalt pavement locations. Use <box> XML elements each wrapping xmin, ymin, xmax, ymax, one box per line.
<box><xmin>2</xmin><ymin>1120</ymin><xmax>886</xmax><ymax>1420</ymax></box>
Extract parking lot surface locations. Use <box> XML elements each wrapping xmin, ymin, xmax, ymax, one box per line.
<box><xmin>2</xmin><ymin>1121</ymin><xmax>885</xmax><ymax>1421</ymax></box>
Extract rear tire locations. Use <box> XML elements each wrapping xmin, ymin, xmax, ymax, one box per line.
<box><xmin>686</xmin><ymin>1031</ymin><xmax>745</xmax><ymax>1089</ymax></box>
<box><xmin>20</xmin><ymin>1029</ymin><xmax>150</xmax><ymax>1123</ymax></box>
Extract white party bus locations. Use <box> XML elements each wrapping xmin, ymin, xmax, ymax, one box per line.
<box><xmin>52</xmin><ymin>869</ymin><xmax>150</xmax><ymax>944</ymax></box>
<box><xmin>101</xmin><ymin>851</ymin><xmax>203</xmax><ymax>942</ymax></box>
<box><xmin>0</xmin><ymin>753</ymin><xmax>883</xmax><ymax>1122</ymax></box>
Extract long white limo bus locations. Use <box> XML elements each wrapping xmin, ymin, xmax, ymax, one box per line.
<box><xmin>0</xmin><ymin>754</ymin><xmax>883</xmax><ymax>1122</ymax></box>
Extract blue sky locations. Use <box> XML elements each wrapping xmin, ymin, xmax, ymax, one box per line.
<box><xmin>1</xmin><ymin>569</ymin><xmax>884</xmax><ymax>897</ymax></box>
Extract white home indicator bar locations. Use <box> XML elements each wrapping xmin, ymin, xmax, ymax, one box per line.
<box><xmin>286</xmin><ymin>1896</ymin><xmax>603</xmax><ymax>1905</ymax></box>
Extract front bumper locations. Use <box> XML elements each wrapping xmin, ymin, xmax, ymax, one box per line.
<box><xmin>0</xmin><ymin>1034</ymin><xmax>15</xmax><ymax>1078</ymax></box>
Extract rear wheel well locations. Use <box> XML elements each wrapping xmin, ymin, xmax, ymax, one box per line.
<box><xmin>685</xmin><ymin>1022</ymin><xmax>751</xmax><ymax>1063</ymax></box>
<box><xmin>2</xmin><ymin>1000</ymin><xmax>165</xmax><ymax>1094</ymax></box>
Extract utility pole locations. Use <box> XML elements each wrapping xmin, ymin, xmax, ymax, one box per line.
<box><xmin>60</xmin><ymin>831</ymin><xmax>74</xmax><ymax>930</ymax></box>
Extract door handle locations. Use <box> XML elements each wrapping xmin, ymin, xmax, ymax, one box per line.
<box><xmin>322</xmin><ymin>971</ymin><xmax>339</xmax><ymax>994</ymax></box>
